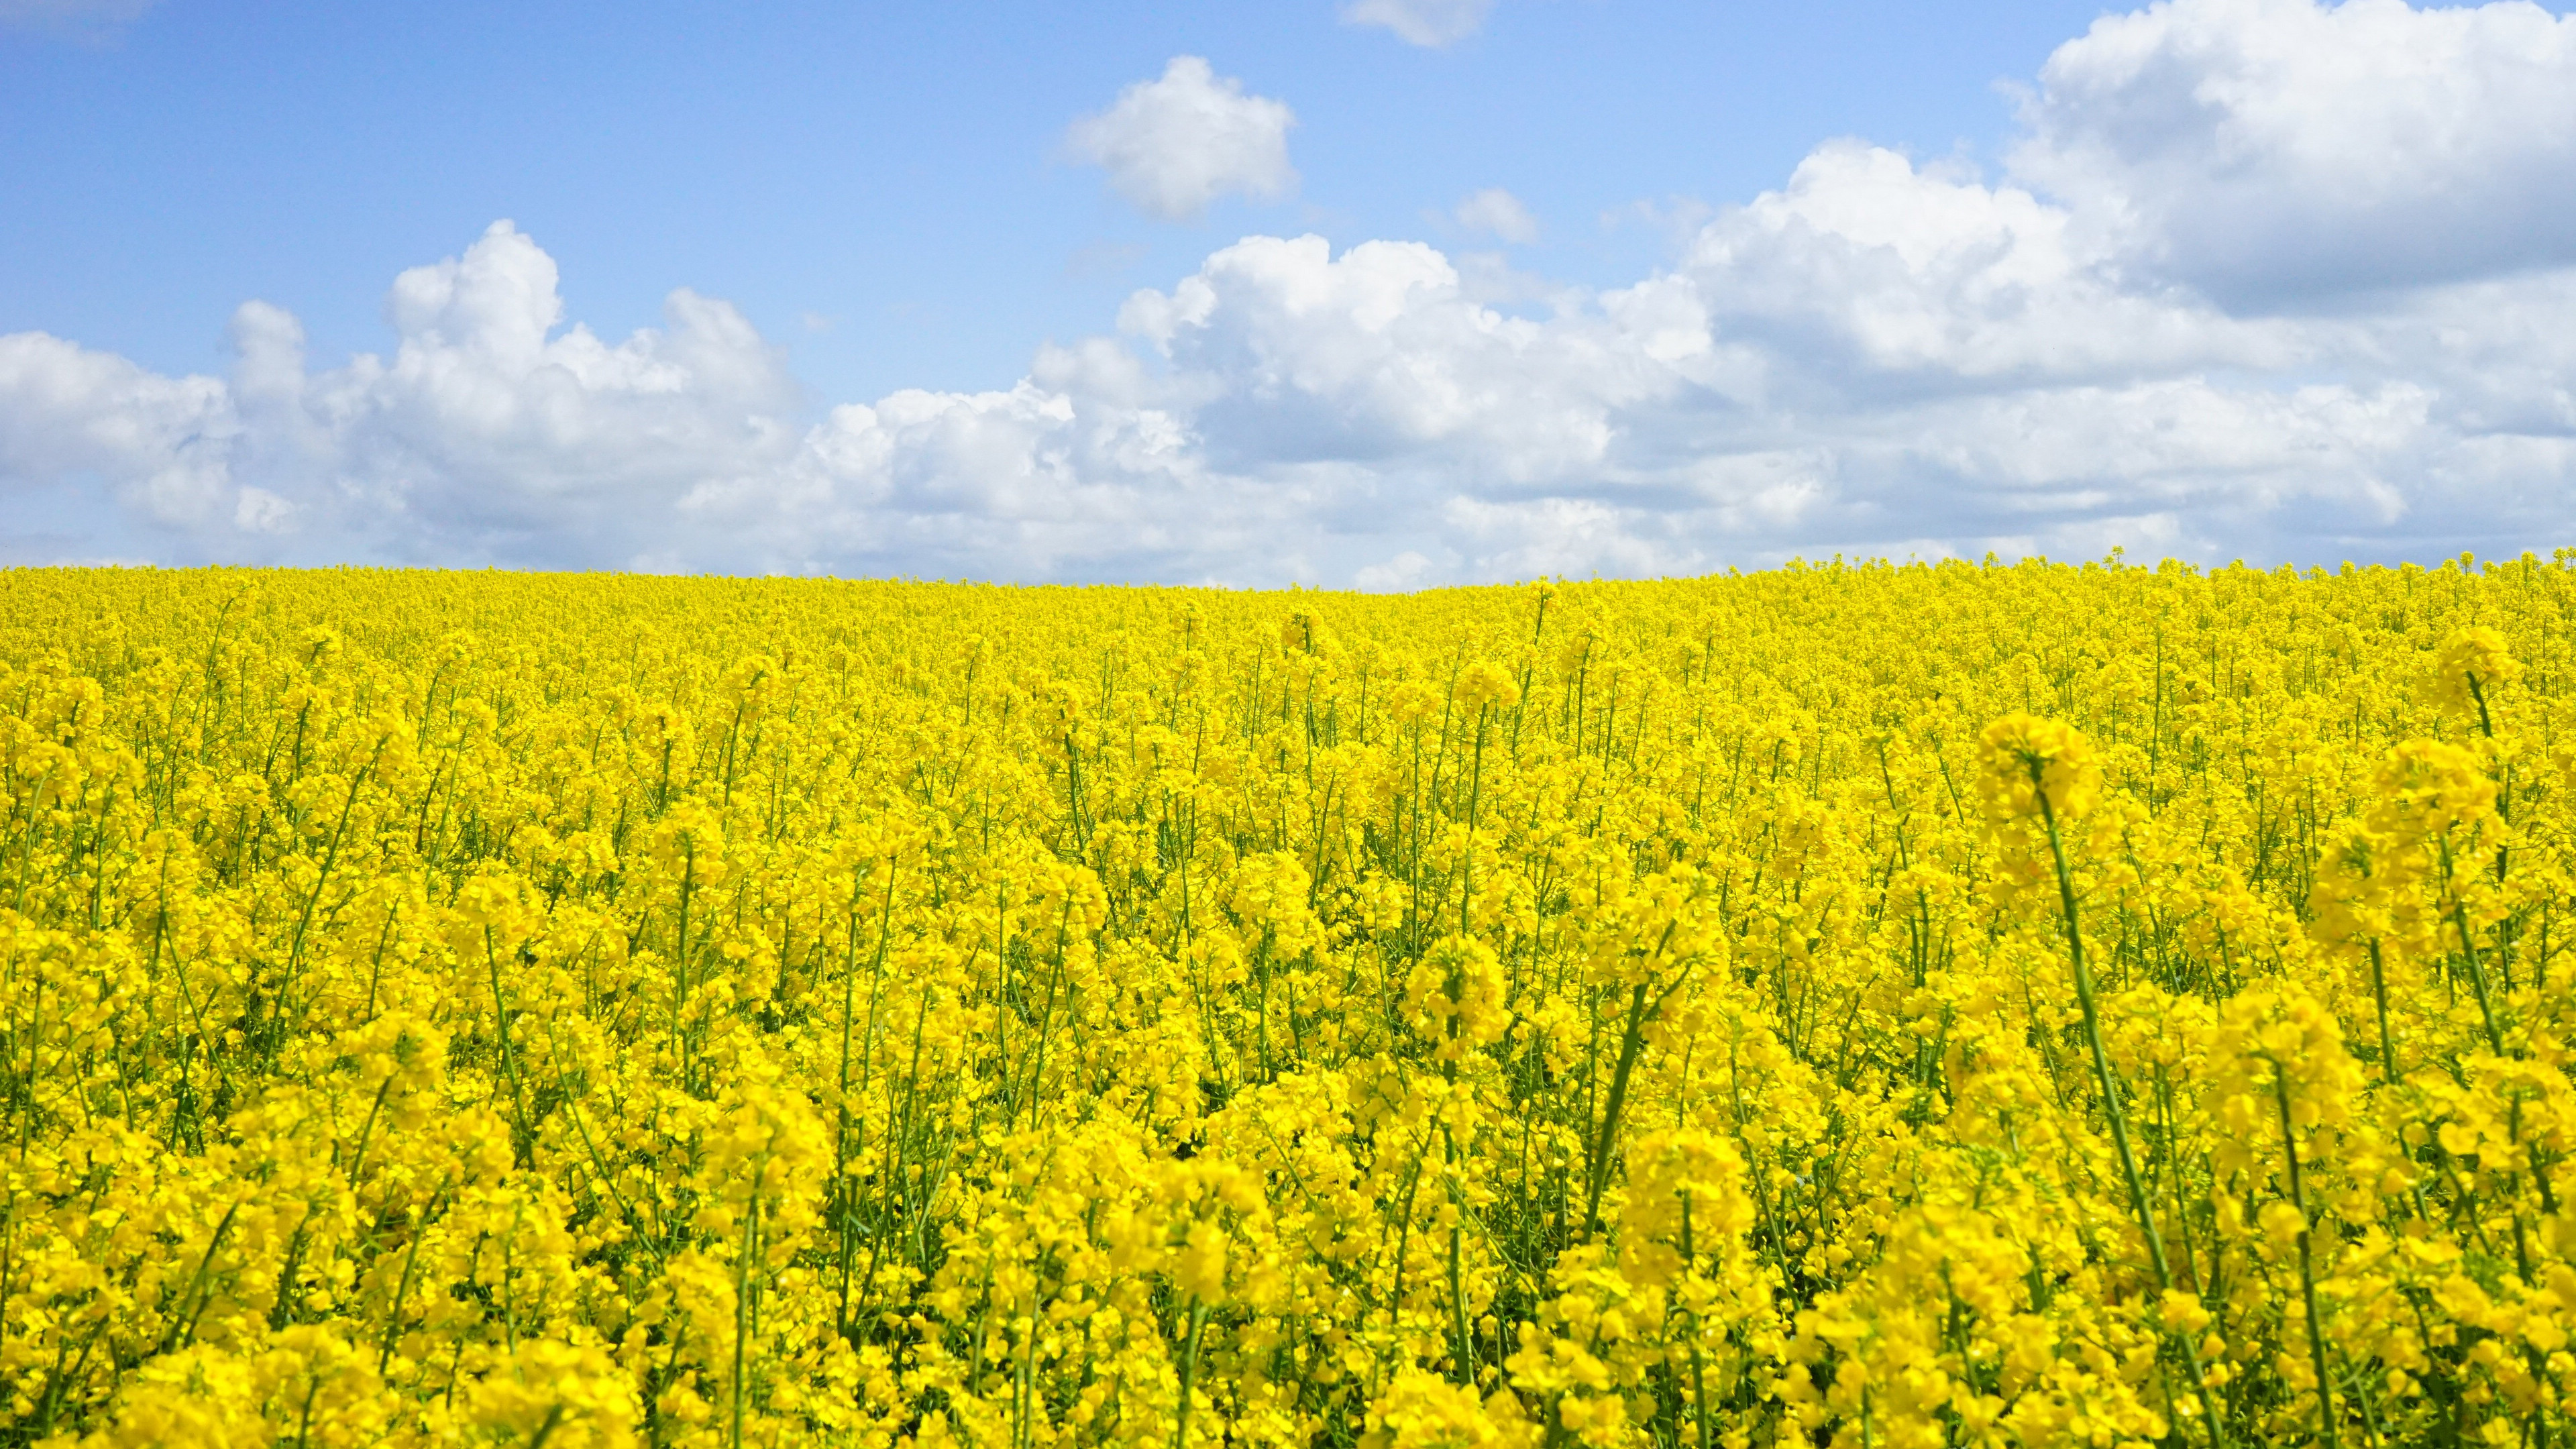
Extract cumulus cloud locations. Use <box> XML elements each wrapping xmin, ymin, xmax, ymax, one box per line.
<box><xmin>1341</xmin><ymin>0</ymin><xmax>1498</xmax><ymax>47</ymax></box>
<box><xmin>1065</xmin><ymin>57</ymin><xmax>1298</xmax><ymax>222</ymax></box>
<box><xmin>1453</xmin><ymin>188</ymin><xmax>1539</xmax><ymax>244</ymax></box>
<box><xmin>1081</xmin><ymin>99</ymin><xmax>2571</xmax><ymax>575</ymax></box>
<box><xmin>0</xmin><ymin>333</ymin><xmax>242</xmax><ymax>536</ymax></box>
<box><xmin>1676</xmin><ymin>141</ymin><xmax>2298</xmax><ymax>385</ymax></box>
<box><xmin>2010</xmin><ymin>0</ymin><xmax>2576</xmax><ymax>305</ymax></box>
<box><xmin>5</xmin><ymin>222</ymin><xmax>805</xmax><ymax>567</ymax></box>
<box><xmin>1118</xmin><ymin>233</ymin><xmax>1680</xmax><ymax>489</ymax></box>
<box><xmin>5</xmin><ymin>0</ymin><xmax>2574</xmax><ymax>583</ymax></box>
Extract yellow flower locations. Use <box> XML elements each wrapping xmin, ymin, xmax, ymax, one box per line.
<box><xmin>1405</xmin><ymin>934</ymin><xmax>1510</xmax><ymax>1058</ymax></box>
<box><xmin>2429</xmin><ymin>625</ymin><xmax>2517</xmax><ymax>720</ymax></box>
<box><xmin>1455</xmin><ymin>659</ymin><xmax>1521</xmax><ymax>715</ymax></box>
<box><xmin>1362</xmin><ymin>1369</ymin><xmax>1539</xmax><ymax>1449</ymax></box>
<box><xmin>1975</xmin><ymin>712</ymin><xmax>2101</xmax><ymax>822</ymax></box>
<box><xmin>5</xmin><ymin>557</ymin><xmax>2573</xmax><ymax>1449</ymax></box>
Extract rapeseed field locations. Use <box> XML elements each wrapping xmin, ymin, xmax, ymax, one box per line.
<box><xmin>0</xmin><ymin>558</ymin><xmax>2569</xmax><ymax>1449</ymax></box>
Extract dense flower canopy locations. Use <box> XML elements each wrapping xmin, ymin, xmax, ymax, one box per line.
<box><xmin>0</xmin><ymin>555</ymin><xmax>2570</xmax><ymax>1448</ymax></box>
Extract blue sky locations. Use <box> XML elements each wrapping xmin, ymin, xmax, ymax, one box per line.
<box><xmin>5</xmin><ymin>1</ymin><xmax>2118</xmax><ymax>399</ymax></box>
<box><xmin>5</xmin><ymin>0</ymin><xmax>2575</xmax><ymax>582</ymax></box>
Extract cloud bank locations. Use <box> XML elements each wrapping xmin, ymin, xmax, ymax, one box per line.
<box><xmin>5</xmin><ymin>0</ymin><xmax>2574</xmax><ymax>583</ymax></box>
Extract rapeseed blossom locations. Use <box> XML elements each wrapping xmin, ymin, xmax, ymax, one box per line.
<box><xmin>0</xmin><ymin>554</ymin><xmax>2571</xmax><ymax>1446</ymax></box>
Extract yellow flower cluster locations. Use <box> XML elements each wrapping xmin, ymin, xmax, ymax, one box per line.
<box><xmin>0</xmin><ymin>554</ymin><xmax>2572</xmax><ymax>1449</ymax></box>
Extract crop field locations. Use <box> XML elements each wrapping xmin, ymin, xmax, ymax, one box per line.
<box><xmin>0</xmin><ymin>559</ymin><xmax>2569</xmax><ymax>1449</ymax></box>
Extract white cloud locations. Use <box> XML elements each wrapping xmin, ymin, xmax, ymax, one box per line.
<box><xmin>1342</xmin><ymin>0</ymin><xmax>1498</xmax><ymax>47</ymax></box>
<box><xmin>0</xmin><ymin>331</ymin><xmax>245</xmax><ymax>535</ymax></box>
<box><xmin>1076</xmin><ymin>120</ymin><xmax>2570</xmax><ymax>575</ymax></box>
<box><xmin>1355</xmin><ymin>549</ymin><xmax>1438</xmax><ymax>590</ymax></box>
<box><xmin>1117</xmin><ymin>233</ymin><xmax>1677</xmax><ymax>486</ymax></box>
<box><xmin>1454</xmin><ymin>187</ymin><xmax>1539</xmax><ymax>244</ymax></box>
<box><xmin>2010</xmin><ymin>0</ymin><xmax>2576</xmax><ymax>305</ymax></box>
<box><xmin>1065</xmin><ymin>57</ymin><xmax>1297</xmax><ymax>222</ymax></box>
<box><xmin>296</xmin><ymin>222</ymin><xmax>803</xmax><ymax>564</ymax></box>
<box><xmin>1677</xmin><ymin>141</ymin><xmax>2298</xmax><ymax>384</ymax></box>
<box><xmin>7</xmin><ymin>0</ymin><xmax>2576</xmax><ymax>582</ymax></box>
<box><xmin>233</xmin><ymin>486</ymin><xmax>294</xmax><ymax>534</ymax></box>
<box><xmin>5</xmin><ymin>221</ymin><xmax>805</xmax><ymax>566</ymax></box>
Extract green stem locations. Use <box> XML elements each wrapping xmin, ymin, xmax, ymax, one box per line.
<box><xmin>2268</xmin><ymin>1063</ymin><xmax>2340</xmax><ymax>1449</ymax></box>
<box><xmin>2367</xmin><ymin>941</ymin><xmax>2398</xmax><ymax>1082</ymax></box>
<box><xmin>1172</xmin><ymin>1298</ymin><xmax>1210</xmax><ymax>1449</ymax></box>
<box><xmin>2035</xmin><ymin>787</ymin><xmax>2229</xmax><ymax>1448</ymax></box>
<box><xmin>1582</xmin><ymin>978</ymin><xmax>1654</xmax><ymax>1237</ymax></box>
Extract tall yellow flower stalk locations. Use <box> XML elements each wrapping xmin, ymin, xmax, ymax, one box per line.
<box><xmin>1978</xmin><ymin>712</ymin><xmax>2229</xmax><ymax>1448</ymax></box>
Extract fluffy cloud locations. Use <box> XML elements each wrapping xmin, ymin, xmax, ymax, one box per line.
<box><xmin>1675</xmin><ymin>141</ymin><xmax>2298</xmax><ymax>385</ymax></box>
<box><xmin>5</xmin><ymin>0</ymin><xmax>2573</xmax><ymax>583</ymax></box>
<box><xmin>5</xmin><ymin>222</ymin><xmax>805</xmax><ymax>567</ymax></box>
<box><xmin>2010</xmin><ymin>0</ymin><xmax>2576</xmax><ymax>305</ymax></box>
<box><xmin>1084</xmin><ymin>103</ymin><xmax>2571</xmax><ymax>574</ymax></box>
<box><xmin>1341</xmin><ymin>0</ymin><xmax>1498</xmax><ymax>48</ymax></box>
<box><xmin>1453</xmin><ymin>188</ymin><xmax>1539</xmax><ymax>244</ymax></box>
<box><xmin>1118</xmin><ymin>233</ymin><xmax>1693</xmax><ymax>489</ymax></box>
<box><xmin>1065</xmin><ymin>57</ymin><xmax>1297</xmax><ymax>222</ymax></box>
